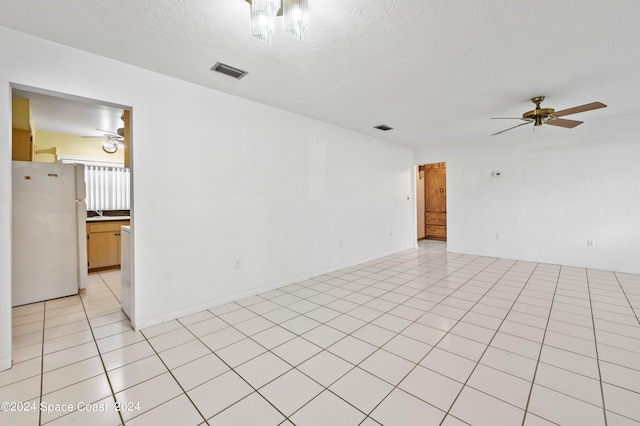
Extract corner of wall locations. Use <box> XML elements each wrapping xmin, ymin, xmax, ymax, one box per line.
<box><xmin>0</xmin><ymin>356</ymin><xmax>11</xmax><ymax>372</ymax></box>
<box><xmin>1</xmin><ymin>84</ymin><xmax>12</xmax><ymax>372</ymax></box>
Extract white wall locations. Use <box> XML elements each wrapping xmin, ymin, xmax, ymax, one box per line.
<box><xmin>0</xmin><ymin>27</ymin><xmax>415</xmax><ymax>370</ymax></box>
<box><xmin>414</xmin><ymin>122</ymin><xmax>640</xmax><ymax>275</ymax></box>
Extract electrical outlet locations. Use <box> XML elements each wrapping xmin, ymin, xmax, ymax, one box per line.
<box><xmin>234</xmin><ymin>259</ymin><xmax>241</xmax><ymax>270</ymax></box>
<box><xmin>586</xmin><ymin>240</ymin><xmax>594</xmax><ymax>248</ymax></box>
<box><xmin>495</xmin><ymin>232</ymin><xmax>501</xmax><ymax>240</ymax></box>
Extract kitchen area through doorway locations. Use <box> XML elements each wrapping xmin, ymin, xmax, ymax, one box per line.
<box><xmin>9</xmin><ymin>85</ymin><xmax>134</xmax><ymax>326</ymax></box>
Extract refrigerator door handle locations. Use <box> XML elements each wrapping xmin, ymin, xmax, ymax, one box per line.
<box><xmin>76</xmin><ymin>200</ymin><xmax>88</xmax><ymax>289</ymax></box>
<box><xmin>74</xmin><ymin>163</ymin><xmax>86</xmax><ymax>201</ymax></box>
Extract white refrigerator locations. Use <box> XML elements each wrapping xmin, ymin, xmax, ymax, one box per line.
<box><xmin>12</xmin><ymin>161</ymin><xmax>88</xmax><ymax>307</ymax></box>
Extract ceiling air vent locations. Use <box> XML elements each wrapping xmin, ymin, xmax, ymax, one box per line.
<box><xmin>374</xmin><ymin>124</ymin><xmax>394</xmax><ymax>131</ymax></box>
<box><xmin>211</xmin><ymin>62</ymin><xmax>248</xmax><ymax>79</ymax></box>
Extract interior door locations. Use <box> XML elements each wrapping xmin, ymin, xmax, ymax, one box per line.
<box><xmin>426</xmin><ymin>168</ymin><xmax>446</xmax><ymax>212</ymax></box>
<box><xmin>424</xmin><ymin>163</ymin><xmax>447</xmax><ymax>241</ymax></box>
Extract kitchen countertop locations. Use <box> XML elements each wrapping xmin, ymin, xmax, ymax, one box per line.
<box><xmin>86</xmin><ymin>216</ymin><xmax>130</xmax><ymax>222</ymax></box>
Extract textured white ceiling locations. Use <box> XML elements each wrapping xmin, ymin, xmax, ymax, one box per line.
<box><xmin>1</xmin><ymin>0</ymin><xmax>638</xmax><ymax>148</ymax></box>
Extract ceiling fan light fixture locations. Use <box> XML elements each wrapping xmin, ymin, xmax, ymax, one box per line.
<box><xmin>491</xmin><ymin>96</ymin><xmax>607</xmax><ymax>136</ymax></box>
<box><xmin>102</xmin><ymin>138</ymin><xmax>118</xmax><ymax>154</ymax></box>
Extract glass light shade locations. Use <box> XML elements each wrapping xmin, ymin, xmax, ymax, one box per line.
<box><xmin>250</xmin><ymin>0</ymin><xmax>281</xmax><ymax>44</ymax></box>
<box><xmin>283</xmin><ymin>0</ymin><xmax>308</xmax><ymax>40</ymax></box>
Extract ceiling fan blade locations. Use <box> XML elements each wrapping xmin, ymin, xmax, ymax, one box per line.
<box><xmin>553</xmin><ymin>102</ymin><xmax>606</xmax><ymax>117</ymax></box>
<box><xmin>546</xmin><ymin>118</ymin><xmax>583</xmax><ymax>129</ymax></box>
<box><xmin>491</xmin><ymin>120</ymin><xmax>533</xmax><ymax>136</ymax></box>
<box><xmin>97</xmin><ymin>128</ymin><xmax>121</xmax><ymax>136</ymax></box>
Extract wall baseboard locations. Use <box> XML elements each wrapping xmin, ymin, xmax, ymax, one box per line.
<box><xmin>133</xmin><ymin>244</ymin><xmax>414</xmax><ymax>331</ymax></box>
<box><xmin>0</xmin><ymin>356</ymin><xmax>12</xmax><ymax>372</ymax></box>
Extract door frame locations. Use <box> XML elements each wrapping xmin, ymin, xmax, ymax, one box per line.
<box><xmin>5</xmin><ymin>83</ymin><xmax>135</xmax><ymax>369</ymax></box>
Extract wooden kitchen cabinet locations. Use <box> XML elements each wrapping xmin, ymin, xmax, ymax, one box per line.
<box><xmin>12</xmin><ymin>98</ymin><xmax>34</xmax><ymax>161</ymax></box>
<box><xmin>12</xmin><ymin>129</ymin><xmax>33</xmax><ymax>161</ymax></box>
<box><xmin>86</xmin><ymin>221</ymin><xmax>130</xmax><ymax>270</ymax></box>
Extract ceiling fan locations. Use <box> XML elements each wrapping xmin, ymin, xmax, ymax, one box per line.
<box><xmin>96</xmin><ymin>128</ymin><xmax>124</xmax><ymax>153</ymax></box>
<box><xmin>97</xmin><ymin>127</ymin><xmax>125</xmax><ymax>138</ymax></box>
<box><xmin>491</xmin><ymin>96</ymin><xmax>607</xmax><ymax>136</ymax></box>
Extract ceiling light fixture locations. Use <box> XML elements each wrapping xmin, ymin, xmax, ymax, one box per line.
<box><xmin>102</xmin><ymin>137</ymin><xmax>119</xmax><ymax>154</ymax></box>
<box><xmin>244</xmin><ymin>0</ymin><xmax>309</xmax><ymax>44</ymax></box>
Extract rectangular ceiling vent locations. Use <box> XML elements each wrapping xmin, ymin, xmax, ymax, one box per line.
<box><xmin>211</xmin><ymin>62</ymin><xmax>248</xmax><ymax>79</ymax></box>
<box><xmin>374</xmin><ymin>124</ymin><xmax>394</xmax><ymax>131</ymax></box>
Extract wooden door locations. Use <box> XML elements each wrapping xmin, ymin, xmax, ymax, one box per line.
<box><xmin>426</xmin><ymin>167</ymin><xmax>446</xmax><ymax>212</ymax></box>
<box><xmin>424</xmin><ymin>162</ymin><xmax>447</xmax><ymax>240</ymax></box>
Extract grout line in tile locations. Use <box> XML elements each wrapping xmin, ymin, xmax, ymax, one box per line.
<box><xmin>586</xmin><ymin>269</ymin><xmax>610</xmax><ymax>425</ymax></box>
<box><xmin>613</xmin><ymin>271</ymin><xmax>640</xmax><ymax>326</ymax></box>
<box><xmin>426</xmin><ymin>261</ymin><xmax>542</xmax><ymax>420</ymax></box>
<box><xmin>224</xmin><ymin>247</ymin><xmax>483</xmax><ymax>423</ymax></box>
<box><xmin>175</xmin><ymin>316</ymin><xmax>290</xmax><ymax>423</ymax></box>
<box><xmin>77</xmin><ymin>273</ymin><xmax>126</xmax><ymax>426</ymax></box>
<box><xmin>521</xmin><ymin>265</ymin><xmax>562</xmax><ymax>425</ymax></box>
<box><xmin>138</xmin><ymin>324</ymin><xmax>209</xmax><ymax>424</ymax></box>
<box><xmin>361</xmin><ymin>256</ymin><xmax>522</xmax><ymax>419</ymax></box>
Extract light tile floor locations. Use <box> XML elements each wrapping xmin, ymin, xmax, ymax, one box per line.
<box><xmin>2</xmin><ymin>240</ymin><xmax>640</xmax><ymax>425</ymax></box>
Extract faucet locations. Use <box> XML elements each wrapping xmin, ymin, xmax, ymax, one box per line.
<box><xmin>96</xmin><ymin>210</ymin><xmax>103</xmax><ymax>217</ymax></box>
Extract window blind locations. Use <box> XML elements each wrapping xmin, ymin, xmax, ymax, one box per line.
<box><xmin>85</xmin><ymin>166</ymin><xmax>130</xmax><ymax>211</ymax></box>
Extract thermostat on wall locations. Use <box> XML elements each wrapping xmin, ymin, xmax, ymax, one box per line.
<box><xmin>491</xmin><ymin>171</ymin><xmax>503</xmax><ymax>178</ymax></box>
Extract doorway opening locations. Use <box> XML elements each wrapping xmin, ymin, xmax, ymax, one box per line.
<box><xmin>416</xmin><ymin>162</ymin><xmax>447</xmax><ymax>241</ymax></box>
<box><xmin>9</xmin><ymin>83</ymin><xmax>134</xmax><ymax>317</ymax></box>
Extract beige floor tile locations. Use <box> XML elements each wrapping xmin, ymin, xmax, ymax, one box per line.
<box><xmin>158</xmin><ymin>339</ymin><xmax>210</xmax><ymax>369</ymax></box>
<box><xmin>330</xmin><ymin>367</ymin><xmax>393</xmax><ymax>413</ymax></box>
<box><xmin>115</xmin><ymin>372</ymin><xmax>183</xmax><ymax>421</ymax></box>
<box><xmin>370</xmin><ymin>388</ymin><xmax>446</xmax><ymax>426</ymax></box>
<box><xmin>290</xmin><ymin>390</ymin><xmax>366</xmax><ymax>426</ymax></box>
<box><xmin>0</xmin><ymin>375</ymin><xmax>41</xmax><ymax>402</ymax></box>
<box><xmin>43</xmin><ymin>329</ymin><xmax>94</xmax><ymax>354</ymax></box>
<box><xmin>43</xmin><ymin>396</ymin><xmax>121</xmax><ymax>426</ymax></box>
<box><xmin>42</xmin><ymin>356</ymin><xmax>105</xmax><ymax>394</ymax></box>
<box><xmin>172</xmin><ymin>354</ymin><xmax>229</xmax><ymax>391</ymax></box>
<box><xmin>108</xmin><ymin>355</ymin><xmax>167</xmax><ymax>392</ymax></box>
<box><xmin>96</xmin><ymin>329</ymin><xmax>145</xmax><ymax>353</ymax></box>
<box><xmin>450</xmin><ymin>386</ymin><xmax>525</xmax><ymax>426</ymax></box>
<box><xmin>260</xmin><ymin>369</ymin><xmax>324</xmax><ymax>416</ymax></box>
<box><xmin>210</xmin><ymin>392</ymin><xmax>285</xmax><ymax>425</ymax></box>
<box><xmin>40</xmin><ymin>374</ymin><xmax>112</xmax><ymax>424</ymax></box>
<box><xmin>6</xmin><ymin>247</ymin><xmax>640</xmax><ymax>426</ymax></box>
<box><xmin>188</xmin><ymin>371</ymin><xmax>253</xmax><ymax>420</ymax></box>
<box><xmin>126</xmin><ymin>394</ymin><xmax>203</xmax><ymax>426</ymax></box>
<box><xmin>101</xmin><ymin>340</ymin><xmax>155</xmax><ymax>371</ymax></box>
